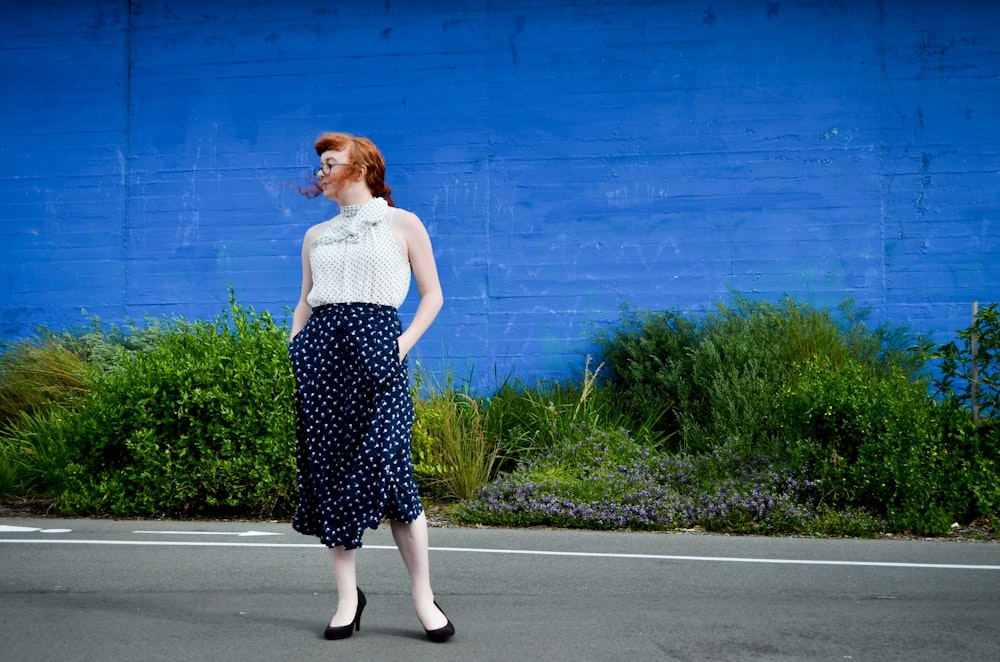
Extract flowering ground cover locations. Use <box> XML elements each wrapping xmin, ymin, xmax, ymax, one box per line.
<box><xmin>452</xmin><ymin>429</ymin><xmax>882</xmax><ymax>537</ymax></box>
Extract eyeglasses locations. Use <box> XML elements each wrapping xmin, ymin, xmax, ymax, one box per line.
<box><xmin>316</xmin><ymin>161</ymin><xmax>349</xmax><ymax>177</ymax></box>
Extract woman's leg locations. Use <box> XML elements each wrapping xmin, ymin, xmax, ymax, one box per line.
<box><xmin>327</xmin><ymin>546</ymin><xmax>359</xmax><ymax>627</ymax></box>
<box><xmin>390</xmin><ymin>512</ymin><xmax>449</xmax><ymax>630</ymax></box>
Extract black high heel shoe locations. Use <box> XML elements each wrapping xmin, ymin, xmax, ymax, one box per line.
<box><xmin>324</xmin><ymin>588</ymin><xmax>366</xmax><ymax>640</ymax></box>
<box><xmin>424</xmin><ymin>600</ymin><xmax>456</xmax><ymax>643</ymax></box>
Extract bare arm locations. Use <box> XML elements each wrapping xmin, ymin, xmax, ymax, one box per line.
<box><xmin>393</xmin><ymin>210</ymin><xmax>443</xmax><ymax>360</ymax></box>
<box><xmin>290</xmin><ymin>224</ymin><xmax>323</xmax><ymax>340</ymax></box>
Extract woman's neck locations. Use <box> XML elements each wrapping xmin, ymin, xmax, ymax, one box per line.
<box><xmin>336</xmin><ymin>179</ymin><xmax>375</xmax><ymax>207</ymax></box>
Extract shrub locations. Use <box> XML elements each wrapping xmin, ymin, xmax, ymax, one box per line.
<box><xmin>592</xmin><ymin>307</ymin><xmax>699</xmax><ymax>449</ymax></box>
<box><xmin>55</xmin><ymin>294</ymin><xmax>297</xmax><ymax>518</ymax></box>
<box><xmin>594</xmin><ymin>295</ymin><xmax>923</xmax><ymax>455</ymax></box>
<box><xmin>925</xmin><ymin>303</ymin><xmax>1000</xmax><ymax>523</ymax></box>
<box><xmin>1</xmin><ymin>314</ymin><xmax>183</xmax><ymax>501</ymax></box>
<box><xmin>40</xmin><ymin>315</ymin><xmax>172</xmax><ymax>375</ymax></box>
<box><xmin>779</xmin><ymin>358</ymin><xmax>973</xmax><ymax>534</ymax></box>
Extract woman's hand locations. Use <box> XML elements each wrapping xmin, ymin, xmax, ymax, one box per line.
<box><xmin>397</xmin><ymin>335</ymin><xmax>414</xmax><ymax>362</ymax></box>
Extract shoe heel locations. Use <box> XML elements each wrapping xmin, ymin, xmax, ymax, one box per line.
<box><xmin>355</xmin><ymin>588</ymin><xmax>367</xmax><ymax>631</ymax></box>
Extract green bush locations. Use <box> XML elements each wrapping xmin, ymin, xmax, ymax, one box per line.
<box><xmin>0</xmin><ymin>314</ymin><xmax>184</xmax><ymax>501</ymax></box>
<box><xmin>55</xmin><ymin>294</ymin><xmax>297</xmax><ymax>518</ymax></box>
<box><xmin>40</xmin><ymin>315</ymin><xmax>172</xmax><ymax>375</ymax></box>
<box><xmin>592</xmin><ymin>306</ymin><xmax>699</xmax><ymax>449</ymax></box>
<box><xmin>778</xmin><ymin>358</ymin><xmax>965</xmax><ymax>533</ymax></box>
<box><xmin>594</xmin><ymin>295</ymin><xmax>923</xmax><ymax>455</ymax></box>
<box><xmin>926</xmin><ymin>300</ymin><xmax>1000</xmax><ymax>523</ymax></box>
<box><xmin>947</xmin><ymin>412</ymin><xmax>1000</xmax><ymax>522</ymax></box>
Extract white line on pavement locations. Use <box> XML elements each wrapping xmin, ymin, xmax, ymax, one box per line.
<box><xmin>133</xmin><ymin>530</ymin><xmax>282</xmax><ymax>537</ymax></box>
<box><xmin>0</xmin><ymin>538</ymin><xmax>998</xmax><ymax>571</ymax></box>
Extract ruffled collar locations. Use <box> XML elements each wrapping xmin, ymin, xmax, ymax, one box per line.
<box><xmin>325</xmin><ymin>197</ymin><xmax>388</xmax><ymax>243</ymax></box>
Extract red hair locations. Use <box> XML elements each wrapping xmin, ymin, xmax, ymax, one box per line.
<box><xmin>302</xmin><ymin>132</ymin><xmax>395</xmax><ymax>206</ymax></box>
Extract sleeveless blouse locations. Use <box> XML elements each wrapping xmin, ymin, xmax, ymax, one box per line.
<box><xmin>306</xmin><ymin>197</ymin><xmax>411</xmax><ymax>310</ymax></box>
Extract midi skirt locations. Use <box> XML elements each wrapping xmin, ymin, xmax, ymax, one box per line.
<box><xmin>288</xmin><ymin>303</ymin><xmax>423</xmax><ymax>550</ymax></box>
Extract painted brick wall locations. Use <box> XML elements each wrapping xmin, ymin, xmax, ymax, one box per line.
<box><xmin>2</xmin><ymin>0</ymin><xmax>998</xmax><ymax>388</ymax></box>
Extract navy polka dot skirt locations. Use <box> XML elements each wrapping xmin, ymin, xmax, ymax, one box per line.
<box><xmin>288</xmin><ymin>303</ymin><xmax>423</xmax><ymax>550</ymax></box>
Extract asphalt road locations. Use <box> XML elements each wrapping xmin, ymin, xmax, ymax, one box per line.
<box><xmin>2</xmin><ymin>517</ymin><xmax>999</xmax><ymax>661</ymax></box>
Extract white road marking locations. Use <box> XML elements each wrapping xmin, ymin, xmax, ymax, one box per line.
<box><xmin>0</xmin><ymin>525</ymin><xmax>71</xmax><ymax>534</ymax></box>
<box><xmin>0</xmin><ymin>538</ymin><xmax>997</xmax><ymax>571</ymax></box>
<box><xmin>0</xmin><ymin>525</ymin><xmax>43</xmax><ymax>533</ymax></box>
<box><xmin>428</xmin><ymin>545</ymin><xmax>1000</xmax><ymax>571</ymax></box>
<box><xmin>133</xmin><ymin>530</ymin><xmax>282</xmax><ymax>537</ymax></box>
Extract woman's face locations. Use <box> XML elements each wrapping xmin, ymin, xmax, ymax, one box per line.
<box><xmin>317</xmin><ymin>148</ymin><xmax>355</xmax><ymax>201</ymax></box>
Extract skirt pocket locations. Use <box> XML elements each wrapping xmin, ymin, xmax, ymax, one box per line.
<box><xmin>356</xmin><ymin>313</ymin><xmax>405</xmax><ymax>385</ymax></box>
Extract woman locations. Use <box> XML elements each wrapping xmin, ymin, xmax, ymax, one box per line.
<box><xmin>288</xmin><ymin>132</ymin><xmax>453</xmax><ymax>642</ymax></box>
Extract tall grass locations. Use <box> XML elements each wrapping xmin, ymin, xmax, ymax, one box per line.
<box><xmin>0</xmin><ymin>339</ymin><xmax>89</xmax><ymax>426</ymax></box>
<box><xmin>411</xmin><ymin>367</ymin><xmax>501</xmax><ymax>500</ymax></box>
<box><xmin>483</xmin><ymin>356</ymin><xmax>666</xmax><ymax>468</ymax></box>
<box><xmin>0</xmin><ymin>339</ymin><xmax>89</xmax><ymax>499</ymax></box>
<box><xmin>0</xmin><ymin>408</ymin><xmax>74</xmax><ymax>500</ymax></box>
<box><xmin>431</xmin><ymin>395</ymin><xmax>500</xmax><ymax>500</ymax></box>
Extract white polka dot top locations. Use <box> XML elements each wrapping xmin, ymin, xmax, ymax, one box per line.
<box><xmin>306</xmin><ymin>197</ymin><xmax>412</xmax><ymax>310</ymax></box>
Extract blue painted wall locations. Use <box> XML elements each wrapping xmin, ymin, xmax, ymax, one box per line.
<box><xmin>2</xmin><ymin>0</ymin><xmax>998</xmax><ymax>387</ymax></box>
